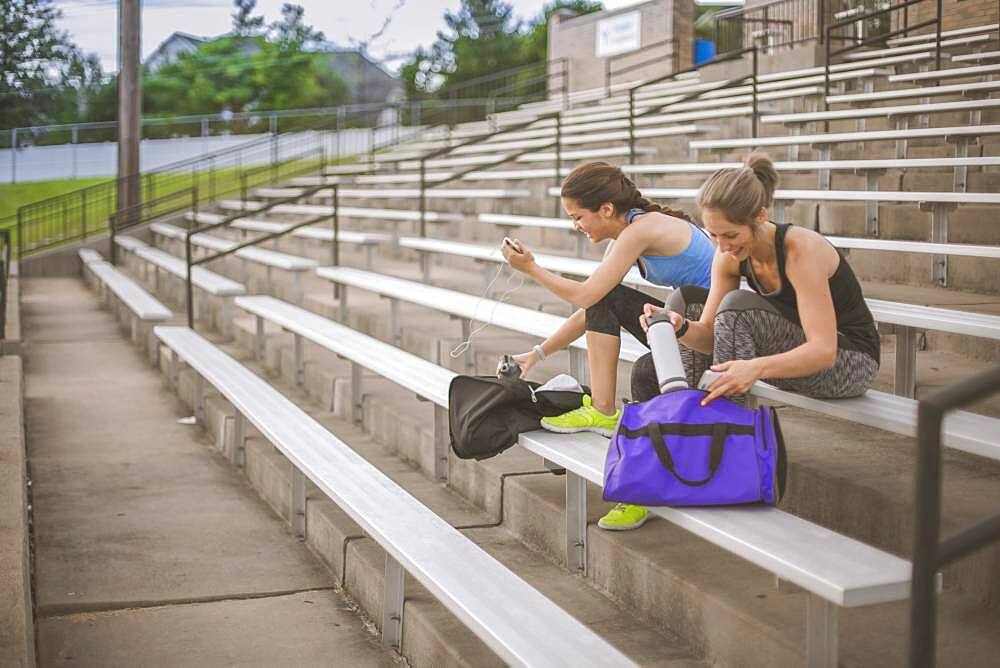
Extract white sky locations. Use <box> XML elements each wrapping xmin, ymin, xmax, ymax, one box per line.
<box><xmin>54</xmin><ymin>0</ymin><xmax>651</xmax><ymax>74</ymax></box>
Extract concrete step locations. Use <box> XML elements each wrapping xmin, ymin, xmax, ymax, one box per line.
<box><xmin>215</xmin><ymin>298</ymin><xmax>1000</xmax><ymax>668</ymax></box>
<box><xmin>157</xmin><ymin>329</ymin><xmax>706</xmax><ymax>667</ymax></box>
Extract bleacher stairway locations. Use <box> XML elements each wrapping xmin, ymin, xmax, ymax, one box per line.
<box><xmin>24</xmin><ymin>21</ymin><xmax>1000</xmax><ymax>667</ymax></box>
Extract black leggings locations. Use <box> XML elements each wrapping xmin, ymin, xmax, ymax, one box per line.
<box><xmin>585</xmin><ymin>284</ymin><xmax>663</xmax><ymax>347</ymax></box>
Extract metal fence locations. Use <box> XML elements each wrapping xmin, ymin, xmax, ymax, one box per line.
<box><xmin>713</xmin><ymin>0</ymin><xmax>825</xmax><ymax>53</ymax></box>
<box><xmin>15</xmin><ymin>128</ymin><xmax>332</xmax><ymax>259</ymax></box>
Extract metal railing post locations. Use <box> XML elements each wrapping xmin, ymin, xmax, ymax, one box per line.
<box><xmin>554</xmin><ymin>114</ymin><xmax>563</xmax><ymax>218</ymax></box>
<box><xmin>935</xmin><ymin>0</ymin><xmax>943</xmax><ymax>71</ymax></box>
<box><xmin>186</xmin><ymin>187</ymin><xmax>198</xmax><ymax>330</ymax></box>
<box><xmin>81</xmin><ymin>190</ymin><xmax>87</xmax><ymax>241</ymax></box>
<box><xmin>419</xmin><ymin>158</ymin><xmax>427</xmax><ymax>239</ymax></box>
<box><xmin>10</xmin><ymin>129</ymin><xmax>16</xmax><ymax>184</ymax></box>
<box><xmin>752</xmin><ymin>46</ymin><xmax>759</xmax><ymax>139</ymax></box>
<box><xmin>628</xmin><ymin>89</ymin><xmax>637</xmax><ymax>165</ymax></box>
<box><xmin>332</xmin><ymin>184</ymin><xmax>340</xmax><ymax>299</ymax></box>
<box><xmin>16</xmin><ymin>208</ymin><xmax>23</xmax><ymax>261</ymax></box>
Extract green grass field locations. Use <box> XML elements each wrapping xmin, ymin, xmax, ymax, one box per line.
<box><xmin>0</xmin><ymin>177</ymin><xmax>110</xmax><ymax>223</ymax></box>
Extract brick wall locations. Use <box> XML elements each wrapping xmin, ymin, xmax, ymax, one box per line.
<box><xmin>548</xmin><ymin>0</ymin><xmax>693</xmax><ymax>94</ymax></box>
<box><xmin>900</xmin><ymin>0</ymin><xmax>999</xmax><ymax>33</ymax></box>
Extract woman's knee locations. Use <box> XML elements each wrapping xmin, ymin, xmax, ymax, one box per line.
<box><xmin>629</xmin><ymin>353</ymin><xmax>660</xmax><ymax>402</ymax></box>
<box><xmin>665</xmin><ymin>285</ymin><xmax>709</xmax><ymax>317</ymax></box>
<box><xmin>585</xmin><ymin>284</ymin><xmax>635</xmax><ymax>335</ymax></box>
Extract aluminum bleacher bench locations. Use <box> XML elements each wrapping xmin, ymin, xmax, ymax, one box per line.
<box><xmin>228</xmin><ymin>295</ymin><xmax>934</xmax><ymax>667</ymax></box>
<box><xmin>150</xmin><ymin>222</ymin><xmax>316</xmax><ymax>304</ymax></box>
<box><xmin>227</xmin><ymin>219</ymin><xmax>389</xmax><ymax>269</ymax></box>
<box><xmin>842</xmin><ymin>34</ymin><xmax>993</xmax><ymax>60</ymax></box>
<box><xmin>80</xmin><ymin>253</ymin><xmax>171</xmax><ymax>363</ymax></box>
<box><xmin>153</xmin><ymin>324</ymin><xmax>631</xmax><ymax>666</ymax></box>
<box><xmin>203</xmin><ymin>204</ymin><xmax>463</xmax><ymax>226</ymax></box>
<box><xmin>697</xmin><ymin>370</ymin><xmax>1000</xmax><ymax>462</ymax></box>
<box><xmin>78</xmin><ymin>248</ymin><xmax>104</xmax><ymax>265</ymax></box>
<box><xmin>954</xmin><ymin>49</ymin><xmax>1000</xmax><ymax>63</ymax></box>
<box><xmin>518</xmin><ymin>426</ymin><xmax>927</xmax><ymax>667</ymax></box>
<box><xmin>886</xmin><ymin>23</ymin><xmax>998</xmax><ymax>46</ymax></box>
<box><xmin>128</xmin><ymin>244</ymin><xmax>245</xmax><ymax>338</ymax></box>
<box><xmin>313</xmin><ymin>266</ymin><xmax>647</xmax><ymax>379</ymax></box>
<box><xmin>254</xmin><ymin>187</ymin><xmax>532</xmax><ymax>200</ymax></box>
<box><xmin>826</xmin><ymin>78</ymin><xmax>1000</xmax><ymax>104</ymax></box>
<box><xmin>397</xmin><ymin>236</ymin><xmax>658</xmax><ymax>290</ymax></box>
<box><xmin>889</xmin><ymin>62</ymin><xmax>1000</xmax><ymax>83</ymax></box>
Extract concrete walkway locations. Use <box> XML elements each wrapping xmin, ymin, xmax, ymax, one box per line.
<box><xmin>23</xmin><ymin>277</ymin><xmax>397</xmax><ymax>667</ymax></box>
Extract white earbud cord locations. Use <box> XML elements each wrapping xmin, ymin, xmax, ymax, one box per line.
<box><xmin>449</xmin><ymin>247</ymin><xmax>524</xmax><ymax>358</ymax></box>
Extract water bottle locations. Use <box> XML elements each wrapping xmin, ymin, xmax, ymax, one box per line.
<box><xmin>647</xmin><ymin>311</ymin><xmax>689</xmax><ymax>393</ymax></box>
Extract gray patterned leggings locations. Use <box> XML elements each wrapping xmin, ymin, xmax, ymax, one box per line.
<box><xmin>630</xmin><ymin>286</ymin><xmax>879</xmax><ymax>403</ymax></box>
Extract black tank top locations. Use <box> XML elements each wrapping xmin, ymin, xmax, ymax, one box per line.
<box><xmin>739</xmin><ymin>224</ymin><xmax>880</xmax><ymax>364</ymax></box>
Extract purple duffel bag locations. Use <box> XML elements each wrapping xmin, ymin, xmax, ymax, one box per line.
<box><xmin>603</xmin><ymin>388</ymin><xmax>786</xmax><ymax>507</ymax></box>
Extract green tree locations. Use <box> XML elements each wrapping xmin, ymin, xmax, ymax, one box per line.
<box><xmin>0</xmin><ymin>0</ymin><xmax>78</xmax><ymax>129</ymax></box>
<box><xmin>232</xmin><ymin>0</ymin><xmax>265</xmax><ymax>36</ymax></box>
<box><xmin>270</xmin><ymin>3</ymin><xmax>325</xmax><ymax>49</ymax></box>
<box><xmin>400</xmin><ymin>0</ymin><xmax>602</xmax><ymax>101</ymax></box>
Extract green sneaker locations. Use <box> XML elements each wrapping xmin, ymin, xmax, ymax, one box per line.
<box><xmin>598</xmin><ymin>503</ymin><xmax>650</xmax><ymax>531</ymax></box>
<box><xmin>540</xmin><ymin>394</ymin><xmax>621</xmax><ymax>437</ymax></box>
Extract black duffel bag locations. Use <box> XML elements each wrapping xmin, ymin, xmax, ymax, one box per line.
<box><xmin>448</xmin><ymin>375</ymin><xmax>588</xmax><ymax>460</ymax></box>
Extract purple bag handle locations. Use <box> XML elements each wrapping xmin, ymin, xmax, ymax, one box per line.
<box><xmin>646</xmin><ymin>422</ymin><xmax>729</xmax><ymax>487</ymax></box>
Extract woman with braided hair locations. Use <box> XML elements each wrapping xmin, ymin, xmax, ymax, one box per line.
<box><xmin>500</xmin><ymin>161</ymin><xmax>715</xmax><ymax>531</ymax></box>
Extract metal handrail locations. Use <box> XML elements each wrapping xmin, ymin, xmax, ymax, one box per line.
<box><xmin>0</xmin><ymin>227</ymin><xmax>10</xmax><ymax>341</ymax></box>
<box><xmin>711</xmin><ymin>0</ymin><xmax>825</xmax><ymax>53</ymax></box>
<box><xmin>415</xmin><ymin>110</ymin><xmax>565</xmax><ymax>242</ymax></box>
<box><xmin>605</xmin><ymin>37</ymin><xmax>677</xmax><ymax>96</ymax></box>
<box><xmin>622</xmin><ymin>45</ymin><xmax>761</xmax><ymax>162</ymax></box>
<box><xmin>184</xmin><ymin>182</ymin><xmax>338</xmax><ymax>329</ymax></box>
<box><xmin>824</xmin><ymin>0</ymin><xmax>942</xmax><ymax>116</ymax></box>
<box><xmin>909</xmin><ymin>365</ymin><xmax>1000</xmax><ymax>667</ymax></box>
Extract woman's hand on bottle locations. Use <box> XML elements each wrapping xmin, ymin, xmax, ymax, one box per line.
<box><xmin>639</xmin><ymin>303</ymin><xmax>684</xmax><ymax>333</ymax></box>
<box><xmin>500</xmin><ymin>238</ymin><xmax>535</xmax><ymax>272</ymax></box>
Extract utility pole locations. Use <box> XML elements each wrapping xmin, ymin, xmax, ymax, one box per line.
<box><xmin>117</xmin><ymin>0</ymin><xmax>142</xmax><ymax>230</ymax></box>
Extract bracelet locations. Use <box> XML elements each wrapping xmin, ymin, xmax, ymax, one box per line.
<box><xmin>532</xmin><ymin>344</ymin><xmax>547</xmax><ymax>361</ymax></box>
<box><xmin>676</xmin><ymin>319</ymin><xmax>690</xmax><ymax>339</ymax></box>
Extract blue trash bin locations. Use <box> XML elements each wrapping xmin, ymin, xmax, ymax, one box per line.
<box><xmin>694</xmin><ymin>40</ymin><xmax>716</xmax><ymax>65</ymax></box>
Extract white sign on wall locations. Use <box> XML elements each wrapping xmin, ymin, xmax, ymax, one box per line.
<box><xmin>595</xmin><ymin>10</ymin><xmax>641</xmax><ymax>58</ymax></box>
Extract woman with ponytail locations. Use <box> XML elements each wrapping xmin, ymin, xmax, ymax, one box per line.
<box><xmin>633</xmin><ymin>152</ymin><xmax>879</xmax><ymax>416</ymax></box>
<box><xmin>500</xmin><ymin>161</ymin><xmax>715</xmax><ymax>531</ymax></box>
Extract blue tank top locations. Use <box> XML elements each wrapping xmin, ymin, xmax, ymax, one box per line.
<box><xmin>625</xmin><ymin>208</ymin><xmax>714</xmax><ymax>289</ymax></box>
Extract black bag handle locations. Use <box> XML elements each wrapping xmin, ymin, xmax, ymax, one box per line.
<box><xmin>647</xmin><ymin>422</ymin><xmax>728</xmax><ymax>487</ymax></box>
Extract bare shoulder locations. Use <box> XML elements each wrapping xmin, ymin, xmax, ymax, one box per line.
<box><xmin>783</xmin><ymin>225</ymin><xmax>839</xmax><ymax>275</ymax></box>
<box><xmin>629</xmin><ymin>210</ymin><xmax>692</xmax><ymax>254</ymax></box>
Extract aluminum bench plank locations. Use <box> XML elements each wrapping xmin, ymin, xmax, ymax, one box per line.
<box><xmin>154</xmin><ymin>325</ymin><xmax>632</xmax><ymax>667</ymax></box>
<box><xmin>762</xmin><ymin>98</ymin><xmax>1000</xmax><ymax>124</ymax></box>
<box><xmin>698</xmin><ymin>371</ymin><xmax>1000</xmax><ymax>462</ymax></box>
<box><xmin>113</xmin><ymin>235</ymin><xmax>148</xmax><ymax>252</ymax></box>
<box><xmin>887</xmin><ymin>23</ymin><xmax>998</xmax><ymax>46</ymax></box>
<box><xmin>88</xmin><ymin>261</ymin><xmax>172</xmax><ymax>321</ymax></box>
<box><xmin>954</xmin><ymin>49</ymin><xmax>1000</xmax><ymax>62</ymax></box>
<box><xmin>78</xmin><ymin>248</ymin><xmax>105</xmax><ymax>265</ymax></box>
<box><xmin>230</xmin><ymin>219</ymin><xmax>390</xmax><ymax>245</ymax></box>
<box><xmin>889</xmin><ymin>62</ymin><xmax>1000</xmax><ymax>83</ymax></box>
<box><xmin>867</xmin><ymin>299</ymin><xmax>1000</xmax><ymax>340</ymax></box>
<box><xmin>828</xmin><ymin>236</ymin><xmax>1000</xmax><ymax>260</ymax></box>
<box><xmin>827</xmin><ymin>79</ymin><xmax>1000</xmax><ymax>103</ymax></box>
<box><xmin>689</xmin><ymin>124</ymin><xmax>1000</xmax><ymax>150</ymax></box>
<box><xmin>518</xmin><ymin>429</ymin><xmax>914</xmax><ymax>607</ymax></box>
<box><xmin>398</xmin><ymin>236</ymin><xmax>658</xmax><ymax>290</ymax></box>
<box><xmin>624</xmin><ymin>157</ymin><xmax>1000</xmax><ymax>173</ymax></box>
<box><xmin>314</xmin><ymin>266</ymin><xmax>648</xmax><ymax>362</ymax></box>
<box><xmin>213</xmin><ymin>201</ymin><xmax>463</xmax><ymax>223</ymax></box>
<box><xmin>151</xmin><ymin>223</ymin><xmax>317</xmax><ymax>272</ymax></box>
<box><xmin>133</xmin><ymin>247</ymin><xmax>246</xmax><ymax>296</ymax></box>
<box><xmin>843</xmin><ymin>34</ymin><xmax>992</xmax><ymax>60</ymax></box>
<box><xmin>757</xmin><ymin>51</ymin><xmax>941</xmax><ymax>81</ymax></box>
<box><xmin>234</xmin><ymin>296</ymin><xmax>454</xmax><ymax>407</ymax></box>
<box><xmin>479</xmin><ymin>213</ymin><xmax>573</xmax><ymax>230</ymax></box>
<box><xmin>548</xmin><ymin>186</ymin><xmax>1000</xmax><ymax>206</ymax></box>
<box><xmin>517</xmin><ymin>146</ymin><xmax>656</xmax><ymax>162</ymax></box>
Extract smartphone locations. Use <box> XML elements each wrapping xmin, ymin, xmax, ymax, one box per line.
<box><xmin>503</xmin><ymin>237</ymin><xmax>522</xmax><ymax>253</ymax></box>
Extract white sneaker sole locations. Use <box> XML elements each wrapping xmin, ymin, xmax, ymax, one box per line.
<box><xmin>540</xmin><ymin>421</ymin><xmax>615</xmax><ymax>438</ymax></box>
